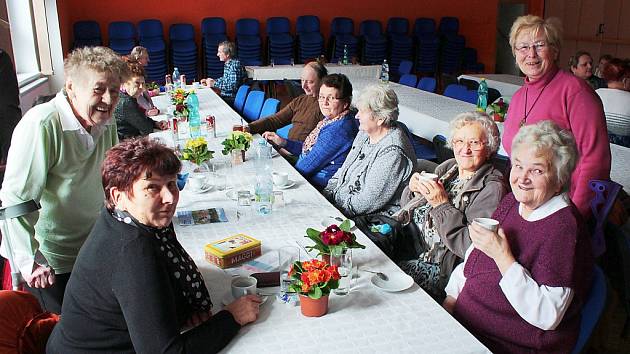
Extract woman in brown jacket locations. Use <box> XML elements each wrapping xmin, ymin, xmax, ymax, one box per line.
<box><xmin>394</xmin><ymin>111</ymin><xmax>506</xmax><ymax>301</ymax></box>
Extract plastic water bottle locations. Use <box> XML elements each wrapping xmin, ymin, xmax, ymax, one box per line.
<box><xmin>172</xmin><ymin>67</ymin><xmax>180</xmax><ymax>87</ymax></box>
<box><xmin>342</xmin><ymin>45</ymin><xmax>349</xmax><ymax>65</ymax></box>
<box><xmin>187</xmin><ymin>92</ymin><xmax>201</xmax><ymax>138</ymax></box>
<box><xmin>380</xmin><ymin>59</ymin><xmax>389</xmax><ymax>84</ymax></box>
<box><xmin>254</xmin><ymin>139</ymin><xmax>273</xmax><ymax>215</ymax></box>
<box><xmin>477</xmin><ymin>78</ymin><xmax>488</xmax><ymax>112</ymax></box>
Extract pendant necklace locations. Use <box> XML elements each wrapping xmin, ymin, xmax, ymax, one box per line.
<box><xmin>520</xmin><ymin>71</ymin><xmax>558</xmax><ymax>127</ymax></box>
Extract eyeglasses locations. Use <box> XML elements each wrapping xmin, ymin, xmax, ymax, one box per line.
<box><xmin>318</xmin><ymin>95</ymin><xmax>342</xmax><ymax>103</ymax></box>
<box><xmin>515</xmin><ymin>41</ymin><xmax>548</xmax><ymax>54</ymax></box>
<box><xmin>452</xmin><ymin>139</ymin><xmax>486</xmax><ymax>151</ymax></box>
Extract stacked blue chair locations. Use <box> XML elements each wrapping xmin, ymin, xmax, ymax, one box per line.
<box><xmin>399</xmin><ymin>74</ymin><xmax>418</xmax><ymax>88</ymax></box>
<box><xmin>138</xmin><ymin>19</ymin><xmax>167</xmax><ymax>84</ymax></box>
<box><xmin>359</xmin><ymin>20</ymin><xmax>387</xmax><ymax>65</ymax></box>
<box><xmin>234</xmin><ymin>85</ymin><xmax>251</xmax><ymax>114</ymax></box>
<box><xmin>73</xmin><ymin>21</ymin><xmax>102</xmax><ymax>49</ymax></box>
<box><xmin>386</xmin><ymin>18</ymin><xmax>413</xmax><ymax>81</ymax></box>
<box><xmin>201</xmin><ymin>18</ymin><xmax>228</xmax><ymax>75</ymax></box>
<box><xmin>108</xmin><ymin>21</ymin><xmax>136</xmax><ymax>55</ymax></box>
<box><xmin>398</xmin><ymin>60</ymin><xmax>413</xmax><ymax>76</ymax></box>
<box><xmin>417</xmin><ymin>77</ymin><xmax>437</xmax><ymax>93</ymax></box>
<box><xmin>413</xmin><ymin>17</ymin><xmax>440</xmax><ymax>74</ymax></box>
<box><xmin>236</xmin><ymin>18</ymin><xmax>263</xmax><ymax>66</ymax></box>
<box><xmin>242</xmin><ymin>90</ymin><xmax>266</xmax><ymax>122</ymax></box>
<box><xmin>413</xmin><ymin>18</ymin><xmax>439</xmax><ymax>75</ymax></box>
<box><xmin>296</xmin><ymin>15</ymin><xmax>324</xmax><ymax>63</ymax></box>
<box><xmin>266</xmin><ymin>17</ymin><xmax>294</xmax><ymax>65</ymax></box>
<box><xmin>462</xmin><ymin>48</ymin><xmax>484</xmax><ymax>73</ymax></box>
<box><xmin>443</xmin><ymin>84</ymin><xmax>468</xmax><ymax>100</ymax></box>
<box><xmin>329</xmin><ymin>17</ymin><xmax>358</xmax><ymax>63</ymax></box>
<box><xmin>260</xmin><ymin>98</ymin><xmax>281</xmax><ymax>119</ymax></box>
<box><xmin>438</xmin><ymin>17</ymin><xmax>465</xmax><ymax>74</ymax></box>
<box><xmin>169</xmin><ymin>23</ymin><xmax>198</xmax><ymax>81</ymax></box>
<box><xmin>201</xmin><ymin>17</ymin><xmax>228</xmax><ymax>79</ymax></box>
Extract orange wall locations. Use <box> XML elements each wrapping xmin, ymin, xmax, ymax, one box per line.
<box><xmin>57</xmin><ymin>0</ymin><xmax>500</xmax><ymax>71</ymax></box>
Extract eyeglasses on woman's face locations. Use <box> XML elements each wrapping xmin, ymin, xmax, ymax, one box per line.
<box><xmin>514</xmin><ymin>41</ymin><xmax>548</xmax><ymax>54</ymax></box>
<box><xmin>317</xmin><ymin>95</ymin><xmax>341</xmax><ymax>103</ymax></box>
<box><xmin>452</xmin><ymin>139</ymin><xmax>486</xmax><ymax>151</ymax></box>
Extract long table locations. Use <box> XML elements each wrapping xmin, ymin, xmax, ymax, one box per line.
<box><xmin>458</xmin><ymin>74</ymin><xmax>524</xmax><ymax>97</ymax></box>
<box><xmin>246</xmin><ymin>63</ymin><xmax>381</xmax><ymax>81</ymax></box>
<box><xmin>151</xmin><ymin>88</ymin><xmax>490</xmax><ymax>353</ymax></box>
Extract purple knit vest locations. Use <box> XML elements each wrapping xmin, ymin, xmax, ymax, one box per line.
<box><xmin>454</xmin><ymin>193</ymin><xmax>593</xmax><ymax>353</ymax></box>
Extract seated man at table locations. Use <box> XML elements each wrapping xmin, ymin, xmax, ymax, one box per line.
<box><xmin>248</xmin><ymin>60</ymin><xmax>327</xmax><ymax>142</ymax></box>
<box><xmin>114</xmin><ymin>61</ymin><xmax>168</xmax><ymax>140</ymax></box>
<box><xmin>206</xmin><ymin>41</ymin><xmax>246</xmax><ymax>106</ymax></box>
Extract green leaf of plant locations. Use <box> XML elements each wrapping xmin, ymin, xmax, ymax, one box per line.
<box><xmin>309</xmin><ymin>286</ymin><xmax>322</xmax><ymax>299</ymax></box>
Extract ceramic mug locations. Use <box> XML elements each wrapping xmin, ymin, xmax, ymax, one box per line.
<box><xmin>272</xmin><ymin>172</ymin><xmax>289</xmax><ymax>186</ymax></box>
<box><xmin>418</xmin><ymin>171</ymin><xmax>439</xmax><ymax>182</ymax></box>
<box><xmin>187</xmin><ymin>173</ymin><xmax>207</xmax><ymax>191</ymax></box>
<box><xmin>231</xmin><ymin>276</ymin><xmax>257</xmax><ymax>299</ymax></box>
<box><xmin>473</xmin><ymin>217</ymin><xmax>500</xmax><ymax>232</ymax></box>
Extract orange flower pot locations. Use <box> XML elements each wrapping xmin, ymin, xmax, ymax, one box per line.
<box><xmin>300</xmin><ymin>295</ymin><xmax>329</xmax><ymax>317</ymax></box>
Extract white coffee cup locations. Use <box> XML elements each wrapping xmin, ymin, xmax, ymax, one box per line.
<box><xmin>231</xmin><ymin>276</ymin><xmax>257</xmax><ymax>299</ymax></box>
<box><xmin>187</xmin><ymin>173</ymin><xmax>207</xmax><ymax>191</ymax></box>
<box><xmin>418</xmin><ymin>171</ymin><xmax>439</xmax><ymax>182</ymax></box>
<box><xmin>474</xmin><ymin>217</ymin><xmax>500</xmax><ymax>232</ymax></box>
<box><xmin>272</xmin><ymin>172</ymin><xmax>289</xmax><ymax>186</ymax></box>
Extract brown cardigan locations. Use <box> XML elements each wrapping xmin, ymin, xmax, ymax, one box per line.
<box><xmin>248</xmin><ymin>94</ymin><xmax>323</xmax><ymax>141</ymax></box>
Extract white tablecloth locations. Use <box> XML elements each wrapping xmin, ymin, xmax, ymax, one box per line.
<box><xmin>246</xmin><ymin>64</ymin><xmax>381</xmax><ymax>81</ymax></box>
<box><xmin>151</xmin><ymin>88</ymin><xmax>490</xmax><ymax>354</ymax></box>
<box><xmin>458</xmin><ymin>74</ymin><xmax>524</xmax><ymax>97</ymax></box>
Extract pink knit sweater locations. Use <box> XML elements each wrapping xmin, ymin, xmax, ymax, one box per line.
<box><xmin>503</xmin><ymin>66</ymin><xmax>611</xmax><ymax>218</ymax></box>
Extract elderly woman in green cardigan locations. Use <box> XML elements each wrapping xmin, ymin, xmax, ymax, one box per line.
<box><xmin>0</xmin><ymin>46</ymin><xmax>127</xmax><ymax>313</ymax></box>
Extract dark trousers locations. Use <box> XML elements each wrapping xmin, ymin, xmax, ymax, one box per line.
<box><xmin>25</xmin><ymin>272</ymin><xmax>70</xmax><ymax>314</ymax></box>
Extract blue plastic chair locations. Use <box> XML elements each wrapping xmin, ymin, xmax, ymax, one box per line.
<box><xmin>398</xmin><ymin>60</ymin><xmax>413</xmax><ymax>75</ymax></box>
<box><xmin>296</xmin><ymin>15</ymin><xmax>324</xmax><ymax>63</ymax></box>
<box><xmin>266</xmin><ymin>17</ymin><xmax>293</xmax><ymax>64</ymax></box>
<box><xmin>108</xmin><ymin>21</ymin><xmax>136</xmax><ymax>55</ymax></box>
<box><xmin>359</xmin><ymin>20</ymin><xmax>387</xmax><ymax>64</ymax></box>
<box><xmin>276</xmin><ymin>123</ymin><xmax>293</xmax><ymax>139</ymax></box>
<box><xmin>399</xmin><ymin>74</ymin><xmax>418</xmax><ymax>88</ymax></box>
<box><xmin>417</xmin><ymin>77</ymin><xmax>437</xmax><ymax>93</ymax></box>
<box><xmin>330</xmin><ymin>17</ymin><xmax>358</xmax><ymax>62</ymax></box>
<box><xmin>398</xmin><ymin>122</ymin><xmax>436</xmax><ymax>161</ymax></box>
<box><xmin>236</xmin><ymin>18</ymin><xmax>263</xmax><ymax>66</ymax></box>
<box><xmin>438</xmin><ymin>16</ymin><xmax>460</xmax><ymax>36</ymax></box>
<box><xmin>572</xmin><ymin>265</ymin><xmax>607</xmax><ymax>354</ymax></box>
<box><xmin>413</xmin><ymin>18</ymin><xmax>436</xmax><ymax>37</ymax></box>
<box><xmin>73</xmin><ymin>21</ymin><xmax>102</xmax><ymax>48</ymax></box>
<box><xmin>234</xmin><ymin>85</ymin><xmax>250</xmax><ymax>114</ymax></box>
<box><xmin>443</xmin><ymin>84</ymin><xmax>468</xmax><ymax>99</ymax></box>
<box><xmin>201</xmin><ymin>17</ymin><xmax>228</xmax><ymax>79</ymax></box>
<box><xmin>259</xmin><ymin>98</ymin><xmax>281</xmax><ymax>119</ymax></box>
<box><xmin>243</xmin><ymin>91</ymin><xmax>265</xmax><ymax>122</ymax></box>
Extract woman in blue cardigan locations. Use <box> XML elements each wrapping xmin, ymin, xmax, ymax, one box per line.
<box><xmin>263</xmin><ymin>74</ymin><xmax>358</xmax><ymax>188</ymax></box>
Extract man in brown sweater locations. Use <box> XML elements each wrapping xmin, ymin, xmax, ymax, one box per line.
<box><xmin>249</xmin><ymin>61</ymin><xmax>327</xmax><ymax>141</ymax></box>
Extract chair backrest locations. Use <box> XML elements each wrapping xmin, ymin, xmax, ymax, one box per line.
<box><xmin>360</xmin><ymin>20</ymin><xmax>383</xmax><ymax>37</ymax></box>
<box><xmin>236</xmin><ymin>18</ymin><xmax>260</xmax><ymax>36</ymax></box>
<box><xmin>413</xmin><ymin>18</ymin><xmax>436</xmax><ymax>37</ymax></box>
<box><xmin>432</xmin><ymin>134</ymin><xmax>454</xmax><ymax>163</ymax></box>
<box><xmin>399</xmin><ymin>74</ymin><xmax>418</xmax><ymax>87</ymax></box>
<box><xmin>138</xmin><ymin>19</ymin><xmax>163</xmax><ymax>40</ymax></box>
<box><xmin>296</xmin><ymin>15</ymin><xmax>320</xmax><ymax>34</ymax></box>
<box><xmin>458</xmin><ymin>77</ymin><xmax>480</xmax><ymax>91</ymax></box>
<box><xmin>169</xmin><ymin>23</ymin><xmax>194</xmax><ymax>41</ymax></box>
<box><xmin>398</xmin><ymin>60</ymin><xmax>413</xmax><ymax>75</ymax></box>
<box><xmin>74</xmin><ymin>21</ymin><xmax>101</xmax><ymax>40</ymax></box>
<box><xmin>572</xmin><ymin>265</ymin><xmax>608</xmax><ymax>354</ymax></box>
<box><xmin>461</xmin><ymin>90</ymin><xmax>479</xmax><ymax>104</ymax></box>
<box><xmin>443</xmin><ymin>84</ymin><xmax>468</xmax><ymax>99</ymax></box>
<box><xmin>589</xmin><ymin>179</ymin><xmax>622</xmax><ymax>257</ymax></box>
<box><xmin>276</xmin><ymin>123</ymin><xmax>293</xmax><ymax>139</ymax></box>
<box><xmin>201</xmin><ymin>17</ymin><xmax>227</xmax><ymax>36</ymax></box>
<box><xmin>331</xmin><ymin>17</ymin><xmax>354</xmax><ymax>35</ymax></box>
<box><xmin>243</xmin><ymin>90</ymin><xmax>265</xmax><ymax>121</ymax></box>
<box><xmin>417</xmin><ymin>77</ymin><xmax>437</xmax><ymax>92</ymax></box>
<box><xmin>259</xmin><ymin>98</ymin><xmax>280</xmax><ymax>119</ymax></box>
<box><xmin>108</xmin><ymin>21</ymin><xmax>135</xmax><ymax>40</ymax></box>
<box><xmin>234</xmin><ymin>85</ymin><xmax>250</xmax><ymax>113</ymax></box>
<box><xmin>439</xmin><ymin>16</ymin><xmax>460</xmax><ymax>35</ymax></box>
<box><xmin>266</xmin><ymin>17</ymin><xmax>290</xmax><ymax>35</ymax></box>
<box><xmin>386</xmin><ymin>17</ymin><xmax>409</xmax><ymax>36</ymax></box>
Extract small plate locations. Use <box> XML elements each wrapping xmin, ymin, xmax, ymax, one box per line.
<box><xmin>370</xmin><ymin>273</ymin><xmax>414</xmax><ymax>292</ymax></box>
<box><xmin>189</xmin><ymin>184</ymin><xmax>213</xmax><ymax>193</ymax></box>
<box><xmin>222</xmin><ymin>293</ymin><xmax>269</xmax><ymax>306</ymax></box>
<box><xmin>274</xmin><ymin>180</ymin><xmax>296</xmax><ymax>190</ymax></box>
<box><xmin>321</xmin><ymin>217</ymin><xmax>355</xmax><ymax>229</ymax></box>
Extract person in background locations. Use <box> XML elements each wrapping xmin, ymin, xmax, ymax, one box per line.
<box><xmin>0</xmin><ymin>47</ymin><xmax>126</xmax><ymax>313</ymax></box>
<box><xmin>569</xmin><ymin>50</ymin><xmax>606</xmax><ymax>90</ymax></box>
<box><xmin>595</xmin><ymin>54</ymin><xmax>613</xmax><ymax>78</ymax></box>
<box><xmin>249</xmin><ymin>60</ymin><xmax>328</xmax><ymax>142</ymax></box>
<box><xmin>597</xmin><ymin>58</ymin><xmax>630</xmax><ymax>147</ymax></box>
<box><xmin>394</xmin><ymin>111</ymin><xmax>506</xmax><ymax>301</ymax></box>
<box><xmin>444</xmin><ymin>121</ymin><xmax>593</xmax><ymax>353</ymax></box>
<box><xmin>114</xmin><ymin>61</ymin><xmax>168</xmax><ymax>140</ymax></box>
<box><xmin>503</xmin><ymin>15</ymin><xmax>610</xmax><ymax>218</ymax></box>
<box><xmin>0</xmin><ymin>48</ymin><xmax>21</xmax><ymax>187</ymax></box>
<box><xmin>128</xmin><ymin>46</ymin><xmax>160</xmax><ymax>117</ymax></box>
<box><xmin>262</xmin><ymin>74</ymin><xmax>358</xmax><ymax>188</ymax></box>
<box><xmin>206</xmin><ymin>41</ymin><xmax>245</xmax><ymax>106</ymax></box>
<box><xmin>47</xmin><ymin>138</ymin><xmax>261</xmax><ymax>353</ymax></box>
<box><xmin>323</xmin><ymin>84</ymin><xmax>416</xmax><ymax>217</ymax></box>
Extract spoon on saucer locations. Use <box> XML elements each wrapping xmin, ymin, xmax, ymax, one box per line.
<box><xmin>363</xmin><ymin>269</ymin><xmax>389</xmax><ymax>281</ymax></box>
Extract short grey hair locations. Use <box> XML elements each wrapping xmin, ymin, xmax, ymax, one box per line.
<box><xmin>64</xmin><ymin>46</ymin><xmax>129</xmax><ymax>82</ymax></box>
<box><xmin>354</xmin><ymin>84</ymin><xmax>399</xmax><ymax>127</ymax></box>
<box><xmin>130</xmin><ymin>46</ymin><xmax>148</xmax><ymax>61</ymax></box>
<box><xmin>219</xmin><ymin>41</ymin><xmax>236</xmax><ymax>57</ymax></box>
<box><xmin>512</xmin><ymin>120</ymin><xmax>578</xmax><ymax>193</ymax></box>
<box><xmin>448</xmin><ymin>111</ymin><xmax>500</xmax><ymax>156</ymax></box>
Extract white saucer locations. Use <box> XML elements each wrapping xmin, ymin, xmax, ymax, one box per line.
<box><xmin>222</xmin><ymin>293</ymin><xmax>270</xmax><ymax>306</ymax></box>
<box><xmin>370</xmin><ymin>273</ymin><xmax>414</xmax><ymax>292</ymax></box>
<box><xmin>274</xmin><ymin>180</ymin><xmax>296</xmax><ymax>190</ymax></box>
<box><xmin>189</xmin><ymin>184</ymin><xmax>213</xmax><ymax>193</ymax></box>
<box><xmin>321</xmin><ymin>217</ymin><xmax>355</xmax><ymax>229</ymax></box>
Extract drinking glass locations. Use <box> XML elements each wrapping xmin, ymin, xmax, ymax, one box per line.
<box><xmin>236</xmin><ymin>190</ymin><xmax>252</xmax><ymax>221</ymax></box>
<box><xmin>272</xmin><ymin>191</ymin><xmax>284</xmax><ymax>208</ymax></box>
<box><xmin>212</xmin><ymin>160</ymin><xmax>230</xmax><ymax>191</ymax></box>
<box><xmin>331</xmin><ymin>249</ymin><xmax>352</xmax><ymax>295</ymax></box>
<box><xmin>278</xmin><ymin>246</ymin><xmax>300</xmax><ymax>294</ymax></box>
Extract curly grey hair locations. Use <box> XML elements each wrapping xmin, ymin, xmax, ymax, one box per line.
<box><xmin>448</xmin><ymin>111</ymin><xmax>501</xmax><ymax>157</ymax></box>
<box><xmin>64</xmin><ymin>46</ymin><xmax>129</xmax><ymax>82</ymax></box>
<box><xmin>219</xmin><ymin>41</ymin><xmax>236</xmax><ymax>58</ymax></box>
<box><xmin>354</xmin><ymin>84</ymin><xmax>399</xmax><ymax>127</ymax></box>
<box><xmin>511</xmin><ymin>120</ymin><xmax>578</xmax><ymax>193</ymax></box>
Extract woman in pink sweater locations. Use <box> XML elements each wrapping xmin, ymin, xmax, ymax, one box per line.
<box><xmin>503</xmin><ymin>15</ymin><xmax>610</xmax><ymax>218</ymax></box>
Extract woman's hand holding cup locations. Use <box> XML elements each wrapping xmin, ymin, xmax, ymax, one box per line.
<box><xmin>261</xmin><ymin>131</ymin><xmax>286</xmax><ymax>147</ymax></box>
<box><xmin>469</xmin><ymin>220</ymin><xmax>515</xmax><ymax>275</ymax></box>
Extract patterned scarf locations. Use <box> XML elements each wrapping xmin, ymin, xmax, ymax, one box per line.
<box><xmin>111</xmin><ymin>209</ymin><xmax>212</xmax><ymax>313</ymax></box>
<box><xmin>301</xmin><ymin>109</ymin><xmax>349</xmax><ymax>153</ymax></box>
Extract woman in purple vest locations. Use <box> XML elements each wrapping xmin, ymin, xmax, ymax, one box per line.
<box><xmin>444</xmin><ymin>120</ymin><xmax>594</xmax><ymax>353</ymax></box>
